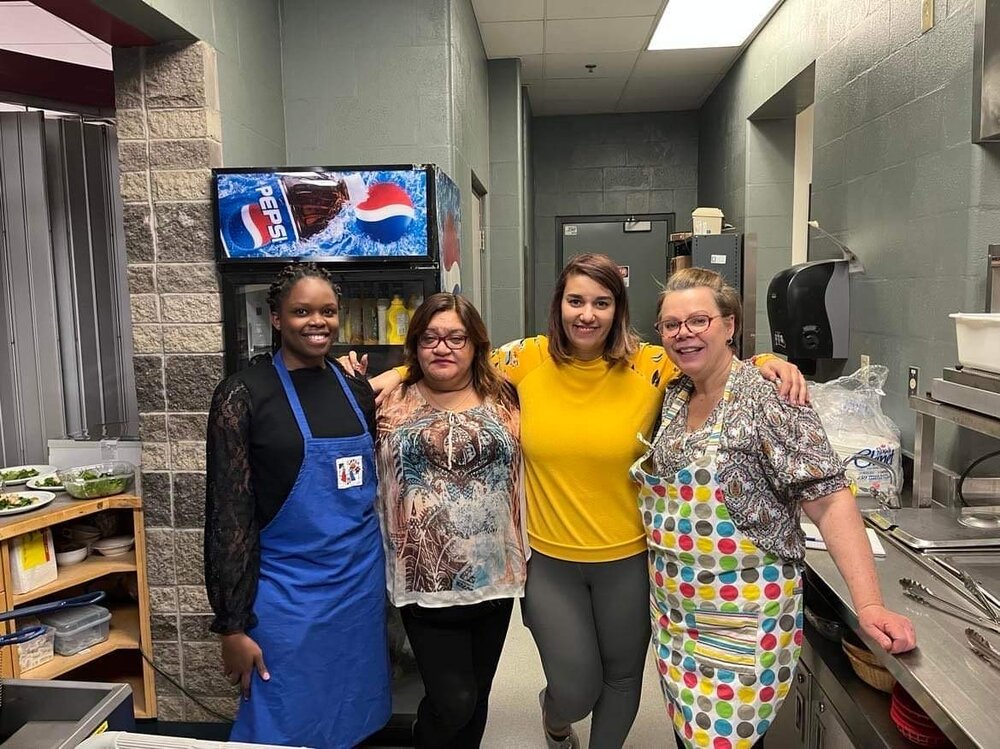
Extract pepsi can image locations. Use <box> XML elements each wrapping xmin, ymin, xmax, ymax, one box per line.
<box><xmin>218</xmin><ymin>174</ymin><xmax>299</xmax><ymax>257</ymax></box>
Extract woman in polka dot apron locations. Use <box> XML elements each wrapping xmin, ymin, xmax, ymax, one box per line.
<box><xmin>632</xmin><ymin>269</ymin><xmax>916</xmax><ymax>749</ymax></box>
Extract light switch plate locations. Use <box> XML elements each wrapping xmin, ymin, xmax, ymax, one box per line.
<box><xmin>921</xmin><ymin>0</ymin><xmax>934</xmax><ymax>32</ymax></box>
<box><xmin>860</xmin><ymin>353</ymin><xmax>870</xmax><ymax>369</ymax></box>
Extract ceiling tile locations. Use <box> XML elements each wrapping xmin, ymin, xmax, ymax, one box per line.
<box><xmin>616</xmin><ymin>94</ymin><xmax>706</xmax><ymax>113</ymax></box>
<box><xmin>544</xmin><ymin>17</ymin><xmax>656</xmax><ymax>54</ymax></box>
<box><xmin>471</xmin><ymin>0</ymin><xmax>543</xmax><ymax>23</ymax></box>
<box><xmin>480</xmin><ymin>20</ymin><xmax>544</xmax><ymax>57</ymax></box>
<box><xmin>519</xmin><ymin>54</ymin><xmax>545</xmax><ymax>81</ymax></box>
<box><xmin>546</xmin><ymin>0</ymin><xmax>665</xmax><ymax>20</ymax></box>
<box><xmin>632</xmin><ymin>48</ymin><xmax>739</xmax><ymax>78</ymax></box>
<box><xmin>622</xmin><ymin>73</ymin><xmax>717</xmax><ymax>100</ymax></box>
<box><xmin>529</xmin><ymin>77</ymin><xmax>627</xmax><ymax>101</ymax></box>
<box><xmin>532</xmin><ymin>97</ymin><xmax>619</xmax><ymax>116</ymax></box>
<box><xmin>0</xmin><ymin>6</ymin><xmax>94</xmax><ymax>44</ymax></box>
<box><xmin>543</xmin><ymin>51</ymin><xmax>639</xmax><ymax>79</ymax></box>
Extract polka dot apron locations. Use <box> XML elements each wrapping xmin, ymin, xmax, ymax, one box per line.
<box><xmin>630</xmin><ymin>362</ymin><xmax>803</xmax><ymax>749</ymax></box>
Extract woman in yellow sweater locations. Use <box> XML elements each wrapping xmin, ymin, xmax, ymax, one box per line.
<box><xmin>367</xmin><ymin>253</ymin><xmax>805</xmax><ymax>749</ymax></box>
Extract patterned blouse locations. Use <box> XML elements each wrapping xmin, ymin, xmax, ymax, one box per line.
<box><xmin>649</xmin><ymin>361</ymin><xmax>847</xmax><ymax>561</ymax></box>
<box><xmin>376</xmin><ymin>384</ymin><xmax>528</xmax><ymax>607</ymax></box>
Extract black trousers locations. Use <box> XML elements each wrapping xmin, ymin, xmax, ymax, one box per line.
<box><xmin>401</xmin><ymin>598</ymin><xmax>514</xmax><ymax>749</ymax></box>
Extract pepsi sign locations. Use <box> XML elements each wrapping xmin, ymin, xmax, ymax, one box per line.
<box><xmin>214</xmin><ymin>167</ymin><xmax>430</xmax><ymax>261</ymax></box>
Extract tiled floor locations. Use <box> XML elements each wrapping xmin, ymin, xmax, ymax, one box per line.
<box><xmin>479</xmin><ymin>601</ymin><xmax>670</xmax><ymax>748</ymax></box>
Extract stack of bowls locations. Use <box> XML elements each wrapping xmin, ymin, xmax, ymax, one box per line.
<box><xmin>889</xmin><ymin>684</ymin><xmax>950</xmax><ymax>747</ymax></box>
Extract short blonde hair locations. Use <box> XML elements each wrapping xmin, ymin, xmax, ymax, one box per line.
<box><xmin>659</xmin><ymin>268</ymin><xmax>742</xmax><ymax>348</ymax></box>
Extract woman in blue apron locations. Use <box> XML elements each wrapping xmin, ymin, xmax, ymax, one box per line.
<box><xmin>205</xmin><ymin>263</ymin><xmax>390</xmax><ymax>747</ymax></box>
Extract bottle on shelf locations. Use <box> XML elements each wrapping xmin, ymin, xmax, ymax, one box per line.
<box><xmin>362</xmin><ymin>286</ymin><xmax>379</xmax><ymax>345</ymax></box>
<box><xmin>338</xmin><ymin>290</ymin><xmax>352</xmax><ymax>344</ymax></box>
<box><xmin>406</xmin><ymin>292</ymin><xmax>423</xmax><ymax>319</ymax></box>
<box><xmin>386</xmin><ymin>294</ymin><xmax>409</xmax><ymax>345</ymax></box>
<box><xmin>348</xmin><ymin>293</ymin><xmax>364</xmax><ymax>345</ymax></box>
<box><xmin>376</xmin><ymin>290</ymin><xmax>390</xmax><ymax>345</ymax></box>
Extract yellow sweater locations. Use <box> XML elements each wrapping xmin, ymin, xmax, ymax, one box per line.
<box><xmin>490</xmin><ymin>336</ymin><xmax>677</xmax><ymax>562</ymax></box>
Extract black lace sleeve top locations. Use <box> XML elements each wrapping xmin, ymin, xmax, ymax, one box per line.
<box><xmin>204</xmin><ymin>357</ymin><xmax>376</xmax><ymax>634</ymax></box>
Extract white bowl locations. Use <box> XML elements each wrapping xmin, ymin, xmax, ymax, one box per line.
<box><xmin>55</xmin><ymin>546</ymin><xmax>89</xmax><ymax>566</ymax></box>
<box><xmin>92</xmin><ymin>535</ymin><xmax>134</xmax><ymax>556</ymax></box>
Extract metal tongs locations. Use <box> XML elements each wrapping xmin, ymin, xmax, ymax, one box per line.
<box><xmin>899</xmin><ymin>578</ymin><xmax>1000</xmax><ymax>634</ymax></box>
<box><xmin>956</xmin><ymin>570</ymin><xmax>1000</xmax><ymax>626</ymax></box>
<box><xmin>966</xmin><ymin>628</ymin><xmax>1000</xmax><ymax>670</ymax></box>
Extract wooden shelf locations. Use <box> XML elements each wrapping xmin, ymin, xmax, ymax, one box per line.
<box><xmin>12</xmin><ymin>551</ymin><xmax>137</xmax><ymax>606</ymax></box>
<box><xmin>0</xmin><ymin>494</ymin><xmax>140</xmax><ymax>541</ymax></box>
<box><xmin>63</xmin><ymin>650</ymin><xmax>149</xmax><ymax>718</ymax></box>
<box><xmin>22</xmin><ymin>604</ymin><xmax>140</xmax><ymax>680</ymax></box>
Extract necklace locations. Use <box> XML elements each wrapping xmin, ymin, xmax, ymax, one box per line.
<box><xmin>418</xmin><ymin>382</ymin><xmax>479</xmax><ymax>470</ymax></box>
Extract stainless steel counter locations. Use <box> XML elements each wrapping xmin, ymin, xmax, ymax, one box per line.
<box><xmin>805</xmin><ymin>532</ymin><xmax>1000</xmax><ymax>749</ymax></box>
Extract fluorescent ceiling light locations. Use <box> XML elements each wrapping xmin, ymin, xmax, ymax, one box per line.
<box><xmin>648</xmin><ymin>0</ymin><xmax>781</xmax><ymax>50</ymax></box>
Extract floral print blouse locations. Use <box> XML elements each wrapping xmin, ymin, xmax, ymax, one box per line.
<box><xmin>649</xmin><ymin>361</ymin><xmax>847</xmax><ymax>561</ymax></box>
<box><xmin>376</xmin><ymin>384</ymin><xmax>527</xmax><ymax>607</ymax></box>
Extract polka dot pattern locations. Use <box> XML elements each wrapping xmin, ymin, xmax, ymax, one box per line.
<box><xmin>631</xmin><ymin>372</ymin><xmax>802</xmax><ymax>748</ymax></box>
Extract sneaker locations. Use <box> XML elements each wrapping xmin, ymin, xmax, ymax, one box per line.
<box><xmin>539</xmin><ymin>688</ymin><xmax>580</xmax><ymax>749</ymax></box>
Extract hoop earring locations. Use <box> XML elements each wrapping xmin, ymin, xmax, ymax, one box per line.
<box><xmin>726</xmin><ymin>337</ymin><xmax>734</xmax><ymax>345</ymax></box>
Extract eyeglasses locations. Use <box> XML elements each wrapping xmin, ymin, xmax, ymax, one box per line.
<box><xmin>653</xmin><ymin>314</ymin><xmax>719</xmax><ymax>338</ymax></box>
<box><xmin>417</xmin><ymin>333</ymin><xmax>469</xmax><ymax>350</ymax></box>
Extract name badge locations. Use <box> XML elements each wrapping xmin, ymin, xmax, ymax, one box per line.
<box><xmin>336</xmin><ymin>456</ymin><xmax>363</xmax><ymax>489</ymax></box>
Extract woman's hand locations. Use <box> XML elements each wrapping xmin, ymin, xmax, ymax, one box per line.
<box><xmin>369</xmin><ymin>368</ymin><xmax>403</xmax><ymax>407</ymax></box>
<box><xmin>858</xmin><ymin>604</ymin><xmax>917</xmax><ymax>654</ymax></box>
<box><xmin>337</xmin><ymin>351</ymin><xmax>368</xmax><ymax>377</ymax></box>
<box><xmin>222</xmin><ymin>631</ymin><xmax>270</xmax><ymax>699</ymax></box>
<box><xmin>759</xmin><ymin>358</ymin><xmax>809</xmax><ymax>405</ymax></box>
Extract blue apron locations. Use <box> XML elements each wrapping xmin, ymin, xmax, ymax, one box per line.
<box><xmin>230</xmin><ymin>351</ymin><xmax>391</xmax><ymax>748</ymax></box>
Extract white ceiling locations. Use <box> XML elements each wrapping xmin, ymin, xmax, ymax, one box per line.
<box><xmin>0</xmin><ymin>1</ymin><xmax>112</xmax><ymax>70</ymax></box>
<box><xmin>472</xmin><ymin>0</ymin><xmax>742</xmax><ymax>116</ymax></box>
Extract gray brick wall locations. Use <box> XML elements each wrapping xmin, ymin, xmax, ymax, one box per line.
<box><xmin>140</xmin><ymin>0</ymin><xmax>286</xmax><ymax>166</ymax></box>
<box><xmin>488</xmin><ymin>58</ymin><xmax>525</xmax><ymax>343</ymax></box>
<box><xmin>114</xmin><ymin>42</ymin><xmax>231</xmax><ymax>722</ymax></box>
<box><xmin>698</xmin><ymin>0</ymin><xmax>1000</xmax><ymax>459</ymax></box>
<box><xmin>532</xmin><ymin>112</ymin><xmax>699</xmax><ymax>329</ymax></box>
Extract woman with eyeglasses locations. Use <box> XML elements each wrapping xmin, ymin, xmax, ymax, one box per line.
<box><xmin>634</xmin><ymin>268</ymin><xmax>915</xmax><ymax>749</ymax></box>
<box><xmin>376</xmin><ymin>292</ymin><xmax>526</xmax><ymax>748</ymax></box>
<box><xmin>364</xmin><ymin>254</ymin><xmax>806</xmax><ymax>749</ymax></box>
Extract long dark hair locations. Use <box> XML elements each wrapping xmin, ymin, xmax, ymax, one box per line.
<box><xmin>547</xmin><ymin>253</ymin><xmax>640</xmax><ymax>365</ymax></box>
<box><xmin>403</xmin><ymin>293</ymin><xmax>515</xmax><ymax>407</ymax></box>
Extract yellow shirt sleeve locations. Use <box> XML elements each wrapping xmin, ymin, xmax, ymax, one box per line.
<box><xmin>489</xmin><ymin>336</ymin><xmax>548</xmax><ymax>386</ymax></box>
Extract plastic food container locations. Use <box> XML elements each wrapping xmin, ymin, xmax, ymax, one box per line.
<box><xmin>14</xmin><ymin>618</ymin><xmax>55</xmax><ymax>671</ymax></box>
<box><xmin>57</xmin><ymin>462</ymin><xmax>135</xmax><ymax>500</ymax></box>
<box><xmin>950</xmin><ymin>313</ymin><xmax>1000</xmax><ymax>374</ymax></box>
<box><xmin>37</xmin><ymin>604</ymin><xmax>112</xmax><ymax>656</ymax></box>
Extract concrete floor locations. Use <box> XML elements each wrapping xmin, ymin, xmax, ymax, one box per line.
<box><xmin>479</xmin><ymin>601</ymin><xmax>669</xmax><ymax>748</ymax></box>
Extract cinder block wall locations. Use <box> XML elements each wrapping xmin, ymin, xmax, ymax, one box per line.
<box><xmin>698</xmin><ymin>0</ymin><xmax>1000</xmax><ymax>460</ymax></box>
<box><xmin>531</xmin><ymin>112</ymin><xmax>699</xmax><ymax>328</ymax></box>
<box><xmin>114</xmin><ymin>42</ymin><xmax>231</xmax><ymax>722</ymax></box>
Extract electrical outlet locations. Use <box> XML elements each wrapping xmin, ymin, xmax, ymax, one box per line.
<box><xmin>860</xmin><ymin>354</ymin><xmax>870</xmax><ymax>369</ymax></box>
<box><xmin>921</xmin><ymin>0</ymin><xmax>934</xmax><ymax>32</ymax></box>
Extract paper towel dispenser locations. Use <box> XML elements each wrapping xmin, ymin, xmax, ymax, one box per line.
<box><xmin>767</xmin><ymin>259</ymin><xmax>849</xmax><ymax>363</ymax></box>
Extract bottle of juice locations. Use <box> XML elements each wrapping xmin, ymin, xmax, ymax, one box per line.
<box><xmin>386</xmin><ymin>294</ymin><xmax>409</xmax><ymax>344</ymax></box>
<box><xmin>348</xmin><ymin>295</ymin><xmax>364</xmax><ymax>345</ymax></box>
<box><xmin>362</xmin><ymin>286</ymin><xmax>379</xmax><ymax>345</ymax></box>
<box><xmin>406</xmin><ymin>292</ymin><xmax>423</xmax><ymax>319</ymax></box>
<box><xmin>376</xmin><ymin>291</ymin><xmax>390</xmax><ymax>345</ymax></box>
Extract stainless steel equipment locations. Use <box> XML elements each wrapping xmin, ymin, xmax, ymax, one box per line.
<box><xmin>988</xmin><ymin>244</ymin><xmax>1000</xmax><ymax>312</ymax></box>
<box><xmin>864</xmin><ymin>506</ymin><xmax>1000</xmax><ymax>549</ymax></box>
<box><xmin>0</xmin><ymin>680</ymin><xmax>133</xmax><ymax>748</ymax></box>
<box><xmin>930</xmin><ymin>367</ymin><xmax>1000</xmax><ymax>417</ymax></box>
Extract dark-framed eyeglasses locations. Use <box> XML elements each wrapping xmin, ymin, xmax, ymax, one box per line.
<box><xmin>417</xmin><ymin>333</ymin><xmax>470</xmax><ymax>350</ymax></box>
<box><xmin>653</xmin><ymin>314</ymin><xmax>719</xmax><ymax>338</ymax></box>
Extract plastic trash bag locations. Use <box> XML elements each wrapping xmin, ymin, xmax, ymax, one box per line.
<box><xmin>809</xmin><ymin>365</ymin><xmax>902</xmax><ymax>503</ymax></box>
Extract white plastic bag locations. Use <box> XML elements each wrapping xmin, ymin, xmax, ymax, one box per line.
<box><xmin>809</xmin><ymin>365</ymin><xmax>902</xmax><ymax>501</ymax></box>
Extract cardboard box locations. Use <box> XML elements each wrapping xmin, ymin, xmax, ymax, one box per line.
<box><xmin>692</xmin><ymin>207</ymin><xmax>724</xmax><ymax>235</ymax></box>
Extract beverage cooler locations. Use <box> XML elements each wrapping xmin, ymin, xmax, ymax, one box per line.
<box><xmin>212</xmin><ymin>163</ymin><xmax>463</xmax><ymax>739</ymax></box>
<box><xmin>212</xmin><ymin>163</ymin><xmax>463</xmax><ymax>377</ymax></box>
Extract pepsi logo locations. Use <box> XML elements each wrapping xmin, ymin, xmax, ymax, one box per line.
<box><xmin>355</xmin><ymin>182</ymin><xmax>415</xmax><ymax>244</ymax></box>
<box><xmin>228</xmin><ymin>184</ymin><xmax>290</xmax><ymax>251</ymax></box>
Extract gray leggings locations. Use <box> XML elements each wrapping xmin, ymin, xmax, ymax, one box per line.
<box><xmin>523</xmin><ymin>551</ymin><xmax>650</xmax><ymax>749</ymax></box>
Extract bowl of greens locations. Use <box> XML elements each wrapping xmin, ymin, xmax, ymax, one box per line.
<box><xmin>57</xmin><ymin>462</ymin><xmax>135</xmax><ymax>500</ymax></box>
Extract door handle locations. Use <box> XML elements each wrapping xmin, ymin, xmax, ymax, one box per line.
<box><xmin>794</xmin><ymin>693</ymin><xmax>805</xmax><ymax>742</ymax></box>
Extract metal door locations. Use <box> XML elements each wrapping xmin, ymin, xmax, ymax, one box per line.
<box><xmin>558</xmin><ymin>214</ymin><xmax>672</xmax><ymax>341</ymax></box>
<box><xmin>811</xmin><ymin>692</ymin><xmax>857</xmax><ymax>749</ymax></box>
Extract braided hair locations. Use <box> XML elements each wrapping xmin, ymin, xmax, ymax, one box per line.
<box><xmin>266</xmin><ymin>263</ymin><xmax>338</xmax><ymax>314</ymax></box>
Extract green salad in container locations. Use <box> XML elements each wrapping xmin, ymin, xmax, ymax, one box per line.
<box><xmin>57</xmin><ymin>462</ymin><xmax>135</xmax><ymax>499</ymax></box>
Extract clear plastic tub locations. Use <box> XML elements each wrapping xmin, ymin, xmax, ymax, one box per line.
<box><xmin>37</xmin><ymin>604</ymin><xmax>111</xmax><ymax>656</ymax></box>
<box><xmin>14</xmin><ymin>618</ymin><xmax>55</xmax><ymax>671</ymax></box>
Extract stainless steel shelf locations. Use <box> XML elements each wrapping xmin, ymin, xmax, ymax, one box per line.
<box><xmin>909</xmin><ymin>396</ymin><xmax>1000</xmax><ymax>440</ymax></box>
